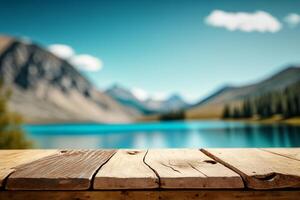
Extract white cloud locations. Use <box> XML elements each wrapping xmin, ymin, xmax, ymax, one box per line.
<box><xmin>131</xmin><ymin>87</ymin><xmax>149</xmax><ymax>101</ymax></box>
<box><xmin>284</xmin><ymin>13</ymin><xmax>300</xmax><ymax>27</ymax></box>
<box><xmin>48</xmin><ymin>44</ymin><xmax>75</xmax><ymax>59</ymax></box>
<box><xmin>48</xmin><ymin>44</ymin><xmax>102</xmax><ymax>71</ymax></box>
<box><xmin>70</xmin><ymin>54</ymin><xmax>103</xmax><ymax>71</ymax></box>
<box><xmin>205</xmin><ymin>10</ymin><xmax>282</xmax><ymax>33</ymax></box>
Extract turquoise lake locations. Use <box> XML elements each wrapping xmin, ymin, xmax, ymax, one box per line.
<box><xmin>24</xmin><ymin>121</ymin><xmax>300</xmax><ymax>149</ymax></box>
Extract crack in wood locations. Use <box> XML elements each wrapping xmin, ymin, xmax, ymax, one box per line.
<box><xmin>187</xmin><ymin>163</ymin><xmax>208</xmax><ymax>177</ymax></box>
<box><xmin>260</xmin><ymin>149</ymin><xmax>300</xmax><ymax>162</ymax></box>
<box><xmin>89</xmin><ymin>150</ymin><xmax>117</xmax><ymax>190</ymax></box>
<box><xmin>143</xmin><ymin>150</ymin><xmax>161</xmax><ymax>188</ymax></box>
<box><xmin>160</xmin><ymin>163</ymin><xmax>182</xmax><ymax>174</ymax></box>
<box><xmin>200</xmin><ymin>148</ymin><xmax>247</xmax><ymax>188</ymax></box>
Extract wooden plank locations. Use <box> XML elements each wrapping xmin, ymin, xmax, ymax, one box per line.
<box><xmin>6</xmin><ymin>150</ymin><xmax>116</xmax><ymax>190</ymax></box>
<box><xmin>0</xmin><ymin>150</ymin><xmax>58</xmax><ymax>187</ymax></box>
<box><xmin>1</xmin><ymin>190</ymin><xmax>300</xmax><ymax>200</ymax></box>
<box><xmin>144</xmin><ymin>149</ymin><xmax>243</xmax><ymax>189</ymax></box>
<box><xmin>261</xmin><ymin>148</ymin><xmax>300</xmax><ymax>161</ymax></box>
<box><xmin>202</xmin><ymin>148</ymin><xmax>300</xmax><ymax>189</ymax></box>
<box><xmin>94</xmin><ymin>149</ymin><xmax>158</xmax><ymax>189</ymax></box>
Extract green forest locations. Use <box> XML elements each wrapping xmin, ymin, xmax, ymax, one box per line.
<box><xmin>223</xmin><ymin>81</ymin><xmax>300</xmax><ymax>119</ymax></box>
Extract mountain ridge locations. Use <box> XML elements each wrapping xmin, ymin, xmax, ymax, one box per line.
<box><xmin>105</xmin><ymin>84</ymin><xmax>189</xmax><ymax>115</ymax></box>
<box><xmin>187</xmin><ymin>65</ymin><xmax>300</xmax><ymax>119</ymax></box>
<box><xmin>0</xmin><ymin>36</ymin><xmax>135</xmax><ymax>123</ymax></box>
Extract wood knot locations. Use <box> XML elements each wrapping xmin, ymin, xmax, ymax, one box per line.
<box><xmin>127</xmin><ymin>150</ymin><xmax>140</xmax><ymax>155</ymax></box>
<box><xmin>255</xmin><ymin>173</ymin><xmax>278</xmax><ymax>181</ymax></box>
<box><xmin>203</xmin><ymin>160</ymin><xmax>217</xmax><ymax>164</ymax></box>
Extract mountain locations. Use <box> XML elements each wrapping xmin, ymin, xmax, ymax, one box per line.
<box><xmin>105</xmin><ymin>84</ymin><xmax>189</xmax><ymax>115</ymax></box>
<box><xmin>105</xmin><ymin>84</ymin><xmax>152</xmax><ymax>114</ymax></box>
<box><xmin>0</xmin><ymin>36</ymin><xmax>135</xmax><ymax>123</ymax></box>
<box><xmin>147</xmin><ymin>94</ymin><xmax>189</xmax><ymax>113</ymax></box>
<box><xmin>186</xmin><ymin>66</ymin><xmax>300</xmax><ymax>119</ymax></box>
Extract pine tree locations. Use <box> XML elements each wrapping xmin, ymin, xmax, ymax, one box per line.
<box><xmin>0</xmin><ymin>81</ymin><xmax>32</xmax><ymax>149</ymax></box>
<box><xmin>228</xmin><ymin>80</ymin><xmax>300</xmax><ymax>120</ymax></box>
<box><xmin>232</xmin><ymin>107</ymin><xmax>240</xmax><ymax>119</ymax></box>
<box><xmin>242</xmin><ymin>99</ymin><xmax>252</xmax><ymax>118</ymax></box>
<box><xmin>275</xmin><ymin>100</ymin><xmax>283</xmax><ymax>115</ymax></box>
<box><xmin>223</xmin><ymin>104</ymin><xmax>231</xmax><ymax>118</ymax></box>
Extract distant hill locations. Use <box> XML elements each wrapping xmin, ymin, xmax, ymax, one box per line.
<box><xmin>186</xmin><ymin>66</ymin><xmax>300</xmax><ymax>119</ymax></box>
<box><xmin>0</xmin><ymin>36</ymin><xmax>135</xmax><ymax>123</ymax></box>
<box><xmin>105</xmin><ymin>84</ymin><xmax>189</xmax><ymax>115</ymax></box>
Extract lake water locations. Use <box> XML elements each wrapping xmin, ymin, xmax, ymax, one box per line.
<box><xmin>24</xmin><ymin>120</ymin><xmax>300</xmax><ymax>149</ymax></box>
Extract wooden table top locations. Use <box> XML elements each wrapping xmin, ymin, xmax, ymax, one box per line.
<box><xmin>1</xmin><ymin>148</ymin><xmax>300</xmax><ymax>191</ymax></box>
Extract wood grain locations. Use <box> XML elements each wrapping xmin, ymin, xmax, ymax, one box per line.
<box><xmin>0</xmin><ymin>150</ymin><xmax>58</xmax><ymax>187</ymax></box>
<box><xmin>1</xmin><ymin>190</ymin><xmax>300</xmax><ymax>200</ymax></box>
<box><xmin>6</xmin><ymin>150</ymin><xmax>116</xmax><ymax>190</ymax></box>
<box><xmin>261</xmin><ymin>148</ymin><xmax>300</xmax><ymax>161</ymax></box>
<box><xmin>144</xmin><ymin>149</ymin><xmax>243</xmax><ymax>189</ymax></box>
<box><xmin>202</xmin><ymin>148</ymin><xmax>300</xmax><ymax>189</ymax></box>
<box><xmin>94</xmin><ymin>149</ymin><xmax>158</xmax><ymax>189</ymax></box>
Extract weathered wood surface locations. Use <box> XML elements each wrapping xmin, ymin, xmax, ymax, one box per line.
<box><xmin>1</xmin><ymin>148</ymin><xmax>300</xmax><ymax>192</ymax></box>
<box><xmin>94</xmin><ymin>150</ymin><xmax>158</xmax><ymax>189</ymax></box>
<box><xmin>202</xmin><ymin>148</ymin><xmax>300</xmax><ymax>189</ymax></box>
<box><xmin>144</xmin><ymin>149</ymin><xmax>243</xmax><ymax>189</ymax></box>
<box><xmin>1</xmin><ymin>190</ymin><xmax>300</xmax><ymax>200</ymax></box>
<box><xmin>261</xmin><ymin>148</ymin><xmax>300</xmax><ymax>161</ymax></box>
<box><xmin>0</xmin><ymin>150</ymin><xmax>57</xmax><ymax>187</ymax></box>
<box><xmin>6</xmin><ymin>150</ymin><xmax>116</xmax><ymax>190</ymax></box>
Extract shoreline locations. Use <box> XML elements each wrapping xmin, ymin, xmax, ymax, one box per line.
<box><xmin>221</xmin><ymin>117</ymin><xmax>300</xmax><ymax>126</ymax></box>
<box><xmin>24</xmin><ymin>117</ymin><xmax>300</xmax><ymax>126</ymax></box>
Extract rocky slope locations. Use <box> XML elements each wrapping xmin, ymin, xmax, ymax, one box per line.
<box><xmin>186</xmin><ymin>66</ymin><xmax>300</xmax><ymax>119</ymax></box>
<box><xmin>0</xmin><ymin>36</ymin><xmax>135</xmax><ymax>123</ymax></box>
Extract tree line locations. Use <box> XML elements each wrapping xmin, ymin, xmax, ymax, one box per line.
<box><xmin>223</xmin><ymin>81</ymin><xmax>300</xmax><ymax>119</ymax></box>
<box><xmin>160</xmin><ymin>110</ymin><xmax>185</xmax><ymax>121</ymax></box>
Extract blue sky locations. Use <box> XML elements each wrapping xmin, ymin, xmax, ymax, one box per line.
<box><xmin>1</xmin><ymin>0</ymin><xmax>300</xmax><ymax>102</ymax></box>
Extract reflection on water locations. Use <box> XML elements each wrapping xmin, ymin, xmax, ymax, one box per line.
<box><xmin>24</xmin><ymin>121</ymin><xmax>300</xmax><ymax>149</ymax></box>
